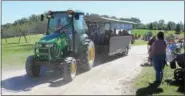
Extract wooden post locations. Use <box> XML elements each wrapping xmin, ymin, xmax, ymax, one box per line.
<box><xmin>4</xmin><ymin>37</ymin><xmax>8</xmax><ymax>43</ymax></box>
<box><xmin>22</xmin><ymin>32</ymin><xmax>28</xmax><ymax>43</ymax></box>
<box><xmin>18</xmin><ymin>35</ymin><xmax>21</xmax><ymax>43</ymax></box>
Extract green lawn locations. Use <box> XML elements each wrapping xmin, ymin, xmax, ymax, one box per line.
<box><xmin>133</xmin><ymin>29</ymin><xmax>159</xmax><ymax>36</ymax></box>
<box><xmin>133</xmin><ymin>29</ymin><xmax>184</xmax><ymax>95</ymax></box>
<box><xmin>131</xmin><ymin>40</ymin><xmax>147</xmax><ymax>46</ymax></box>
<box><xmin>131</xmin><ymin>29</ymin><xmax>184</xmax><ymax>46</ymax></box>
<box><xmin>2</xmin><ymin>34</ymin><xmax>44</xmax><ymax>68</ymax></box>
<box><xmin>132</xmin><ymin>29</ymin><xmax>184</xmax><ymax>36</ymax></box>
<box><xmin>134</xmin><ymin>66</ymin><xmax>184</xmax><ymax>95</ymax></box>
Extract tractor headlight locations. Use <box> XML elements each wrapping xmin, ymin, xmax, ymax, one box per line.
<box><xmin>45</xmin><ymin>44</ymin><xmax>54</xmax><ymax>47</ymax></box>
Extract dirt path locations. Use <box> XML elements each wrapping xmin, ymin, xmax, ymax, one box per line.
<box><xmin>1</xmin><ymin>45</ymin><xmax>147</xmax><ymax>95</ymax></box>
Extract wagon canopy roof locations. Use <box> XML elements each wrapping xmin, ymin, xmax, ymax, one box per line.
<box><xmin>84</xmin><ymin>16</ymin><xmax>137</xmax><ymax>24</ymax></box>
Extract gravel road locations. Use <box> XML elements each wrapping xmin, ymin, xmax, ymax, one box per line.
<box><xmin>1</xmin><ymin>45</ymin><xmax>147</xmax><ymax>95</ymax></box>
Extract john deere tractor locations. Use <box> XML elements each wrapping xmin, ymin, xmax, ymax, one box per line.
<box><xmin>25</xmin><ymin>10</ymin><xmax>95</xmax><ymax>82</ymax></box>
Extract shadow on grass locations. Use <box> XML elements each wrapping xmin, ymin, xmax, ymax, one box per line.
<box><xmin>140</xmin><ymin>62</ymin><xmax>153</xmax><ymax>67</ymax></box>
<box><xmin>136</xmin><ymin>82</ymin><xmax>163</xmax><ymax>96</ymax></box>
<box><xmin>165</xmin><ymin>79</ymin><xmax>184</xmax><ymax>93</ymax></box>
<box><xmin>139</xmin><ymin>57</ymin><xmax>153</xmax><ymax>67</ymax></box>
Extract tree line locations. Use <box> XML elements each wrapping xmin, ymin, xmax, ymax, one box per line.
<box><xmin>2</xmin><ymin>12</ymin><xmax>184</xmax><ymax>39</ymax></box>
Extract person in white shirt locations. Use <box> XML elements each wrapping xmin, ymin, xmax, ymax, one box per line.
<box><xmin>176</xmin><ymin>40</ymin><xmax>182</xmax><ymax>53</ymax></box>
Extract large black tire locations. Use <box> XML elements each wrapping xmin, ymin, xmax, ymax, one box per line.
<box><xmin>174</xmin><ymin>68</ymin><xmax>183</xmax><ymax>83</ymax></box>
<box><xmin>25</xmin><ymin>55</ymin><xmax>41</xmax><ymax>77</ymax></box>
<box><xmin>63</xmin><ymin>57</ymin><xmax>77</xmax><ymax>82</ymax></box>
<box><xmin>82</xmin><ymin>40</ymin><xmax>95</xmax><ymax>71</ymax></box>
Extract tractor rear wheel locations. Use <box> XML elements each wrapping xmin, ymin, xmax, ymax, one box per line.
<box><xmin>82</xmin><ymin>40</ymin><xmax>95</xmax><ymax>71</ymax></box>
<box><xmin>63</xmin><ymin>57</ymin><xmax>77</xmax><ymax>82</ymax></box>
<box><xmin>174</xmin><ymin>68</ymin><xmax>183</xmax><ymax>83</ymax></box>
<box><xmin>25</xmin><ymin>55</ymin><xmax>41</xmax><ymax>77</ymax></box>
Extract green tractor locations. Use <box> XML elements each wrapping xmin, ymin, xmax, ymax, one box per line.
<box><xmin>25</xmin><ymin>10</ymin><xmax>95</xmax><ymax>82</ymax></box>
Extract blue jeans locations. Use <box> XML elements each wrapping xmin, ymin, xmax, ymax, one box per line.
<box><xmin>152</xmin><ymin>54</ymin><xmax>166</xmax><ymax>82</ymax></box>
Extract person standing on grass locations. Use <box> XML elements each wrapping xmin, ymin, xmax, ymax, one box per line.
<box><xmin>169</xmin><ymin>40</ymin><xmax>176</xmax><ymax>59</ymax></box>
<box><xmin>176</xmin><ymin>40</ymin><xmax>182</xmax><ymax>53</ymax></box>
<box><xmin>169</xmin><ymin>40</ymin><xmax>176</xmax><ymax>51</ymax></box>
<box><xmin>147</xmin><ymin>36</ymin><xmax>156</xmax><ymax>65</ymax></box>
<box><xmin>149</xmin><ymin>31</ymin><xmax>167</xmax><ymax>83</ymax></box>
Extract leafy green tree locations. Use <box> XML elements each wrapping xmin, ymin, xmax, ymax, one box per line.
<box><xmin>152</xmin><ymin>21</ymin><xmax>158</xmax><ymax>30</ymax></box>
<box><xmin>101</xmin><ymin>15</ymin><xmax>109</xmax><ymax>18</ymax></box>
<box><xmin>148</xmin><ymin>23</ymin><xmax>153</xmax><ymax>30</ymax></box>
<box><xmin>158</xmin><ymin>19</ymin><xmax>165</xmax><ymax>30</ymax></box>
<box><xmin>175</xmin><ymin>23</ymin><xmax>181</xmax><ymax>34</ymax></box>
<box><xmin>179</xmin><ymin>22</ymin><xmax>184</xmax><ymax>31</ymax></box>
<box><xmin>137</xmin><ymin>23</ymin><xmax>147</xmax><ymax>29</ymax></box>
<box><xmin>110</xmin><ymin>16</ymin><xmax>117</xmax><ymax>19</ymax></box>
<box><xmin>167</xmin><ymin>21</ymin><xmax>176</xmax><ymax>30</ymax></box>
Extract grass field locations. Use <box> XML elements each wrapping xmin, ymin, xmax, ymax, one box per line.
<box><xmin>131</xmin><ymin>40</ymin><xmax>147</xmax><ymax>46</ymax></box>
<box><xmin>1</xmin><ymin>29</ymin><xmax>184</xmax><ymax>68</ymax></box>
<box><xmin>132</xmin><ymin>29</ymin><xmax>184</xmax><ymax>95</ymax></box>
<box><xmin>134</xmin><ymin>66</ymin><xmax>184</xmax><ymax>95</ymax></box>
<box><xmin>132</xmin><ymin>29</ymin><xmax>184</xmax><ymax>36</ymax></box>
<box><xmin>2</xmin><ymin>34</ymin><xmax>44</xmax><ymax>68</ymax></box>
<box><xmin>134</xmin><ymin>43</ymin><xmax>184</xmax><ymax>95</ymax></box>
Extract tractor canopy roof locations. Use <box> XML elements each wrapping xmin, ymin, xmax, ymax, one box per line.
<box><xmin>85</xmin><ymin>15</ymin><xmax>137</xmax><ymax>25</ymax></box>
<box><xmin>48</xmin><ymin>10</ymin><xmax>137</xmax><ymax>25</ymax></box>
<box><xmin>48</xmin><ymin>10</ymin><xmax>84</xmax><ymax>15</ymax></box>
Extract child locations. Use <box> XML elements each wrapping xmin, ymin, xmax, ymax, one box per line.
<box><xmin>169</xmin><ymin>40</ymin><xmax>176</xmax><ymax>51</ymax></box>
<box><xmin>176</xmin><ymin>40</ymin><xmax>183</xmax><ymax>53</ymax></box>
<box><xmin>169</xmin><ymin>40</ymin><xmax>176</xmax><ymax>59</ymax></box>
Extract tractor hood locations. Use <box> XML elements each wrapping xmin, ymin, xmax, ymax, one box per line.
<box><xmin>39</xmin><ymin>32</ymin><xmax>65</xmax><ymax>43</ymax></box>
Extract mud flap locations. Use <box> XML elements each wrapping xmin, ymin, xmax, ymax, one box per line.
<box><xmin>108</xmin><ymin>36</ymin><xmax>131</xmax><ymax>56</ymax></box>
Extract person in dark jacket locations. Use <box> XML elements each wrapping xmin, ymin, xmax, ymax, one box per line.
<box><xmin>149</xmin><ymin>32</ymin><xmax>167</xmax><ymax>84</ymax></box>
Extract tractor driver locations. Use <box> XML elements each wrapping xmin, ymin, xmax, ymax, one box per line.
<box><xmin>56</xmin><ymin>17</ymin><xmax>72</xmax><ymax>39</ymax></box>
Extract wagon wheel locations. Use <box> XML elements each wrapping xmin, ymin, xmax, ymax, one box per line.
<box><xmin>174</xmin><ymin>68</ymin><xmax>183</xmax><ymax>82</ymax></box>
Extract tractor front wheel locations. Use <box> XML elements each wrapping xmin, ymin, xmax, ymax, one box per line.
<box><xmin>25</xmin><ymin>55</ymin><xmax>41</xmax><ymax>77</ymax></box>
<box><xmin>82</xmin><ymin>40</ymin><xmax>95</xmax><ymax>71</ymax></box>
<box><xmin>63</xmin><ymin>57</ymin><xmax>77</xmax><ymax>82</ymax></box>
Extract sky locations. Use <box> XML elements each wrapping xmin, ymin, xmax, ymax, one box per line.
<box><xmin>2</xmin><ymin>1</ymin><xmax>184</xmax><ymax>25</ymax></box>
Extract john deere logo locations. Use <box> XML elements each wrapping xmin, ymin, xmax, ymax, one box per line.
<box><xmin>57</xmin><ymin>39</ymin><xmax>61</xmax><ymax>44</ymax></box>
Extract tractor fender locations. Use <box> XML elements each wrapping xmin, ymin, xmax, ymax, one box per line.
<box><xmin>82</xmin><ymin>34</ymin><xmax>88</xmax><ymax>39</ymax></box>
<box><xmin>83</xmin><ymin>39</ymin><xmax>91</xmax><ymax>45</ymax></box>
<box><xmin>64</xmin><ymin>57</ymin><xmax>74</xmax><ymax>64</ymax></box>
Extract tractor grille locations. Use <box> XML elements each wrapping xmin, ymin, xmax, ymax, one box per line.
<box><xmin>39</xmin><ymin>49</ymin><xmax>49</xmax><ymax>53</ymax></box>
<box><xmin>41</xmin><ymin>44</ymin><xmax>46</xmax><ymax>47</ymax></box>
<box><xmin>36</xmin><ymin>43</ymin><xmax>56</xmax><ymax>60</ymax></box>
<box><xmin>38</xmin><ymin>46</ymin><xmax>55</xmax><ymax>56</ymax></box>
